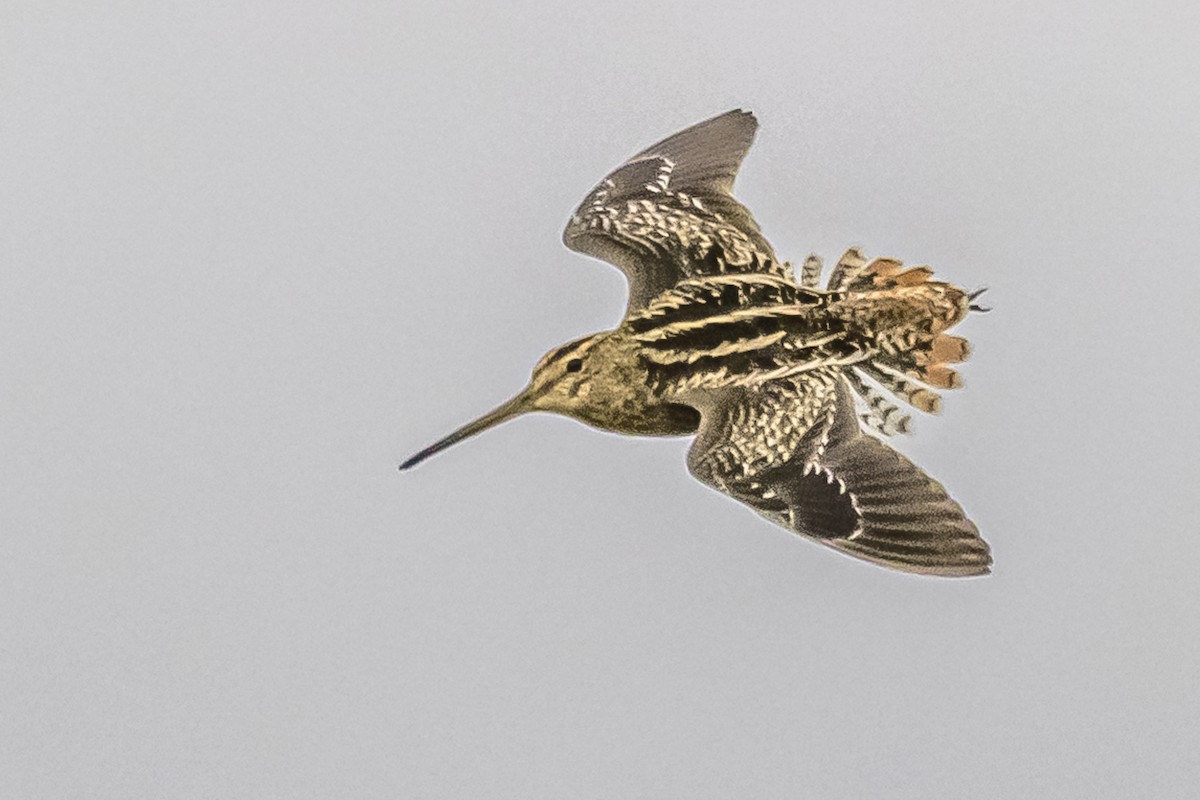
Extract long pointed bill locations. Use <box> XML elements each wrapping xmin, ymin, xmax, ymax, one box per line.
<box><xmin>399</xmin><ymin>393</ymin><xmax>532</xmax><ymax>470</ymax></box>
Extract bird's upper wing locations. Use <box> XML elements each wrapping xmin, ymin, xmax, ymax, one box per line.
<box><xmin>563</xmin><ymin>109</ymin><xmax>792</xmax><ymax>313</ymax></box>
<box><xmin>685</xmin><ymin>370</ymin><xmax>991</xmax><ymax>576</ymax></box>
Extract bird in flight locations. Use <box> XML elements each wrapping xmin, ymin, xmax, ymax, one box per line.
<box><xmin>402</xmin><ymin>110</ymin><xmax>992</xmax><ymax>577</ymax></box>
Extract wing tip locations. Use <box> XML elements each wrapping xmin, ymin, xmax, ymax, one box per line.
<box><xmin>717</xmin><ymin>106</ymin><xmax>758</xmax><ymax>136</ymax></box>
<box><xmin>823</xmin><ymin>537</ymin><xmax>993</xmax><ymax>578</ymax></box>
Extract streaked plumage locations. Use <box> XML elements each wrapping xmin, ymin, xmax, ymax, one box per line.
<box><xmin>402</xmin><ymin>110</ymin><xmax>992</xmax><ymax>577</ymax></box>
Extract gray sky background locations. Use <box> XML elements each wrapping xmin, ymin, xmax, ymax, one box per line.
<box><xmin>3</xmin><ymin>2</ymin><xmax>1199</xmax><ymax>797</ymax></box>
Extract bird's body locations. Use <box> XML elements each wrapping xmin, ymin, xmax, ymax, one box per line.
<box><xmin>402</xmin><ymin>110</ymin><xmax>992</xmax><ymax>577</ymax></box>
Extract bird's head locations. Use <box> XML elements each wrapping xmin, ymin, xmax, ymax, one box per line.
<box><xmin>399</xmin><ymin>333</ymin><xmax>607</xmax><ymax>470</ymax></box>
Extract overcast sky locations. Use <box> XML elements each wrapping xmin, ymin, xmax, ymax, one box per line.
<box><xmin>3</xmin><ymin>2</ymin><xmax>1199</xmax><ymax>798</ymax></box>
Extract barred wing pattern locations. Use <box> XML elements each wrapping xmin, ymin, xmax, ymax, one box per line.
<box><xmin>563</xmin><ymin>110</ymin><xmax>793</xmax><ymax>312</ymax></box>
<box><xmin>686</xmin><ymin>371</ymin><xmax>991</xmax><ymax>576</ymax></box>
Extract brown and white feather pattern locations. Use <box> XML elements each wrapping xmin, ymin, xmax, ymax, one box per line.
<box><xmin>686</xmin><ymin>374</ymin><xmax>990</xmax><ymax>576</ymax></box>
<box><xmin>687</xmin><ymin>370</ymin><xmax>843</xmax><ymax>487</ymax></box>
<box><xmin>624</xmin><ymin>272</ymin><xmax>860</xmax><ymax>393</ymax></box>
<box><xmin>563</xmin><ymin>110</ymin><xmax>794</xmax><ymax>310</ymax></box>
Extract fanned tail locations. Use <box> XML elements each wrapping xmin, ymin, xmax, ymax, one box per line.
<box><xmin>830</xmin><ymin>249</ymin><xmax>980</xmax><ymax>418</ymax></box>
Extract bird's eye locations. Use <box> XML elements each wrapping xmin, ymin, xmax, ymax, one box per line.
<box><xmin>565</xmin><ymin>358</ymin><xmax>583</xmax><ymax>373</ymax></box>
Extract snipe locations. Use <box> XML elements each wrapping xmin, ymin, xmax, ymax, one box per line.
<box><xmin>402</xmin><ymin>110</ymin><xmax>992</xmax><ymax>577</ymax></box>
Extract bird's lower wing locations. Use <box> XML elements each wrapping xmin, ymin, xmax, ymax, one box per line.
<box><xmin>686</xmin><ymin>371</ymin><xmax>991</xmax><ymax>576</ymax></box>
